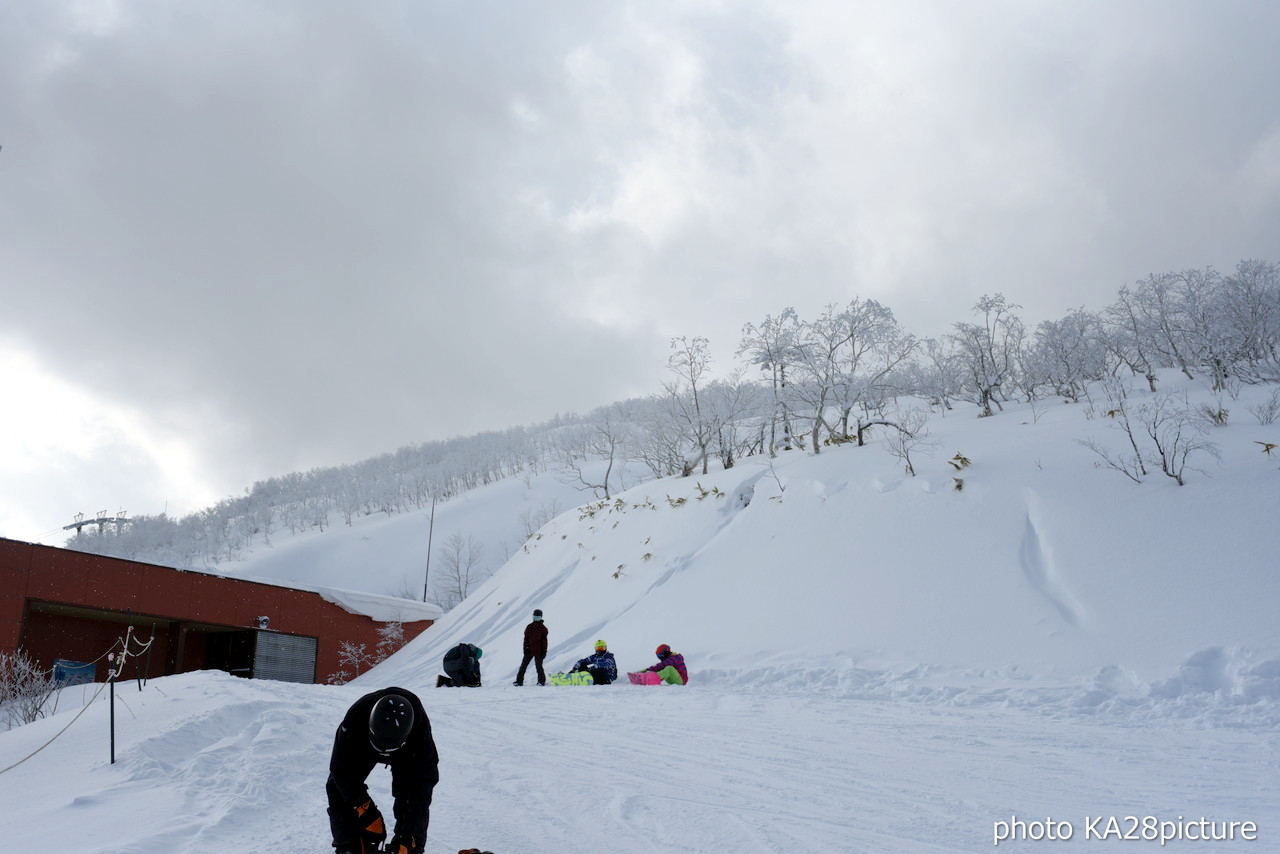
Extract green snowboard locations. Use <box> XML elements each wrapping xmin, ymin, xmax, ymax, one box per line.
<box><xmin>548</xmin><ymin>671</ymin><xmax>594</xmax><ymax>686</ymax></box>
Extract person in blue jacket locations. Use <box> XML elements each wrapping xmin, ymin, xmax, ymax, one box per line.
<box><xmin>568</xmin><ymin>639</ymin><xmax>617</xmax><ymax>684</ymax></box>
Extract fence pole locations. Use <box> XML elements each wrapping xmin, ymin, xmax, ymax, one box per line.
<box><xmin>108</xmin><ymin>653</ymin><xmax>116</xmax><ymax>765</ymax></box>
<box><xmin>143</xmin><ymin>622</ymin><xmax>155</xmax><ymax>688</ymax></box>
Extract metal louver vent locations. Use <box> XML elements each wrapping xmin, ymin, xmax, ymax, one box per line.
<box><xmin>253</xmin><ymin>631</ymin><xmax>317</xmax><ymax>683</ymax></box>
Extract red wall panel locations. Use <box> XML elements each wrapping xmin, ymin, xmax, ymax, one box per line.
<box><xmin>0</xmin><ymin>538</ymin><xmax>433</xmax><ymax>683</ymax></box>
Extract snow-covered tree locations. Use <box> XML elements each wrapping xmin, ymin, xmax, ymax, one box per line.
<box><xmin>916</xmin><ymin>337</ymin><xmax>964</xmax><ymax>412</ymax></box>
<box><xmin>1102</xmin><ymin>284</ymin><xmax>1161</xmax><ymax>392</ymax></box>
<box><xmin>1030</xmin><ymin>308</ymin><xmax>1110</xmax><ymax>402</ymax></box>
<box><xmin>664</xmin><ymin>336</ymin><xmax>716</xmax><ymax>475</ymax></box>
<box><xmin>829</xmin><ymin>297</ymin><xmax>918</xmax><ymax>437</ymax></box>
<box><xmin>788</xmin><ymin>304</ymin><xmax>849</xmax><ymax>453</ymax></box>
<box><xmin>0</xmin><ymin>648</ymin><xmax>58</xmax><ymax>729</ymax></box>
<box><xmin>1169</xmin><ymin>267</ymin><xmax>1230</xmax><ymax>389</ymax></box>
<box><xmin>949</xmin><ymin>294</ymin><xmax>1026</xmax><ymax>417</ymax></box>
<box><xmin>880</xmin><ymin>407</ymin><xmax>936</xmax><ymax>477</ymax></box>
<box><xmin>737</xmin><ymin>309</ymin><xmax>801</xmax><ymax>454</ymax></box>
<box><xmin>1137</xmin><ymin>393</ymin><xmax>1223</xmax><ymax>486</ymax></box>
<box><xmin>701</xmin><ymin>372</ymin><xmax>767</xmax><ymax>470</ymax></box>
<box><xmin>628</xmin><ymin>395</ymin><xmax>691</xmax><ymax>479</ymax></box>
<box><xmin>375</xmin><ymin>621</ymin><xmax>405</xmax><ymax>664</ymax></box>
<box><xmin>1219</xmin><ymin>259</ymin><xmax>1280</xmax><ymax>383</ymax></box>
<box><xmin>1131</xmin><ymin>271</ymin><xmax>1197</xmax><ymax>381</ymax></box>
<box><xmin>553</xmin><ymin>404</ymin><xmax>632</xmax><ymax>499</ymax></box>
<box><xmin>432</xmin><ymin>532</ymin><xmax>489</xmax><ymax>610</ymax></box>
<box><xmin>62</xmin><ymin>256</ymin><xmax>1279</xmax><ymax>572</ymax></box>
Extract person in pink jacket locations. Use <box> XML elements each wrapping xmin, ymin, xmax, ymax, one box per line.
<box><xmin>640</xmin><ymin>643</ymin><xmax>688</xmax><ymax>685</ymax></box>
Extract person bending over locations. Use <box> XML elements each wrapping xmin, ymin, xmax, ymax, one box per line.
<box><xmin>327</xmin><ymin>687</ymin><xmax>438</xmax><ymax>854</ymax></box>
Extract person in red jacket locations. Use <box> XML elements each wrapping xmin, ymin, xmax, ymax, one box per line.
<box><xmin>640</xmin><ymin>643</ymin><xmax>688</xmax><ymax>685</ymax></box>
<box><xmin>513</xmin><ymin>608</ymin><xmax>548</xmax><ymax>686</ymax></box>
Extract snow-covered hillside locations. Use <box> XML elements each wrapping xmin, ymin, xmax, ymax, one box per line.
<box><xmin>2</xmin><ymin>372</ymin><xmax>1278</xmax><ymax>852</ymax></box>
<box><xmin>241</xmin><ymin>372</ymin><xmax>1280</xmax><ymax>710</ymax></box>
<box><xmin>217</xmin><ymin>467</ymin><xmax>601</xmax><ymax>603</ymax></box>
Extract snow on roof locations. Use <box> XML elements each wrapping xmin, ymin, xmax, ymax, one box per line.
<box><xmin>314</xmin><ymin>585</ymin><xmax>442</xmax><ymax>623</ymax></box>
<box><xmin>186</xmin><ymin>562</ymin><xmax>444</xmax><ymax>623</ymax></box>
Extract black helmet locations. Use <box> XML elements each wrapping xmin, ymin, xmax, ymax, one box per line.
<box><xmin>368</xmin><ymin>694</ymin><xmax>414</xmax><ymax>754</ymax></box>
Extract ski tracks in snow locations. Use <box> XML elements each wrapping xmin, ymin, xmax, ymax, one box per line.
<box><xmin>4</xmin><ymin>673</ymin><xmax>1278</xmax><ymax>853</ymax></box>
<box><xmin>434</xmin><ymin>689</ymin><xmax>881</xmax><ymax>853</ymax></box>
<box><xmin>1018</xmin><ymin>490</ymin><xmax>1082</xmax><ymax>629</ymax></box>
<box><xmin>425</xmin><ymin>685</ymin><xmax>1280</xmax><ymax>852</ymax></box>
<box><xmin>107</xmin><ymin>684</ymin><xmax>342</xmax><ymax>853</ymax></box>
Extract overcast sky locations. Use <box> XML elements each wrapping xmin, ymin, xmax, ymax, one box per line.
<box><xmin>2</xmin><ymin>0</ymin><xmax>1278</xmax><ymax>543</ymax></box>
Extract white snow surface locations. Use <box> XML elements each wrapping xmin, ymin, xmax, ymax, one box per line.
<box><xmin>3</xmin><ymin>374</ymin><xmax>1279</xmax><ymax>852</ymax></box>
<box><xmin>314</xmin><ymin>588</ymin><xmax>442</xmax><ymax>624</ymax></box>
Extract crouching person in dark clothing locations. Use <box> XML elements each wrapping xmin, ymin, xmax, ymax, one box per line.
<box><xmin>437</xmin><ymin>642</ymin><xmax>483</xmax><ymax>687</ymax></box>
<box><xmin>327</xmin><ymin>687</ymin><xmax>439</xmax><ymax>854</ymax></box>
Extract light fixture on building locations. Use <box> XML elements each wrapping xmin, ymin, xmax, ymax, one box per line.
<box><xmin>256</xmin><ymin>616</ymin><xmax>270</xmax><ymax>630</ymax></box>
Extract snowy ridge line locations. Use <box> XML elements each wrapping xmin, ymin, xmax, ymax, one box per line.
<box><xmin>694</xmin><ymin>651</ymin><xmax>1280</xmax><ymax>728</ymax></box>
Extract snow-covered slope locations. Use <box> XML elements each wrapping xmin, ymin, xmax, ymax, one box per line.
<box><xmin>2</xmin><ymin>668</ymin><xmax>1277</xmax><ymax>853</ymax></box>
<box><xmin>5</xmin><ymin>373</ymin><xmax>1277</xmax><ymax>853</ymax></box>
<box><xmin>364</xmin><ymin>374</ymin><xmax>1280</xmax><ymax>713</ymax></box>
<box><xmin>218</xmin><ymin>463</ymin><xmax>600</xmax><ymax>599</ymax></box>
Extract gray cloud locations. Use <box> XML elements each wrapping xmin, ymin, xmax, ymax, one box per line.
<box><xmin>2</xmin><ymin>0</ymin><xmax>1278</xmax><ymax>536</ymax></box>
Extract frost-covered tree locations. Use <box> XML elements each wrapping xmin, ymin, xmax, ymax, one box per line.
<box><xmin>737</xmin><ymin>309</ymin><xmax>801</xmax><ymax>454</ymax></box>
<box><xmin>1103</xmin><ymin>285</ymin><xmax>1161</xmax><ymax>392</ymax></box>
<box><xmin>1137</xmin><ymin>393</ymin><xmax>1223</xmax><ymax>486</ymax></box>
<box><xmin>1</xmin><ymin>648</ymin><xmax>58</xmax><ymax>729</ymax></box>
<box><xmin>949</xmin><ymin>294</ymin><xmax>1026</xmax><ymax>417</ymax></box>
<box><xmin>1031</xmin><ymin>308</ymin><xmax>1110</xmax><ymax>402</ymax></box>
<box><xmin>432</xmin><ymin>532</ymin><xmax>489</xmax><ymax>610</ymax></box>
<box><xmin>700</xmin><ymin>372</ymin><xmax>766</xmax><ymax>470</ymax></box>
<box><xmin>518</xmin><ymin>498</ymin><xmax>564</xmax><ymax>541</ymax></box>
<box><xmin>880</xmin><ymin>407</ymin><xmax>936</xmax><ymax>476</ymax></box>
<box><xmin>829</xmin><ymin>297</ymin><xmax>921</xmax><ymax>437</ymax></box>
<box><xmin>1219</xmin><ymin>259</ymin><xmax>1280</xmax><ymax>383</ymax></box>
<box><xmin>63</xmin><ymin>256</ymin><xmax>1279</xmax><ymax>572</ymax></box>
<box><xmin>1169</xmin><ymin>267</ymin><xmax>1230</xmax><ymax>389</ymax></box>
<box><xmin>664</xmin><ymin>336</ymin><xmax>716</xmax><ymax>475</ymax></box>
<box><xmin>326</xmin><ymin>641</ymin><xmax>376</xmax><ymax>685</ymax></box>
<box><xmin>553</xmin><ymin>404</ymin><xmax>631</xmax><ymax>499</ymax></box>
<box><xmin>1079</xmin><ymin>380</ymin><xmax>1221</xmax><ymax>486</ymax></box>
<box><xmin>916</xmin><ymin>337</ymin><xmax>963</xmax><ymax>411</ymax></box>
<box><xmin>788</xmin><ymin>303</ymin><xmax>851</xmax><ymax>453</ymax></box>
<box><xmin>628</xmin><ymin>395</ymin><xmax>690</xmax><ymax>479</ymax></box>
<box><xmin>1078</xmin><ymin>377</ymin><xmax>1150</xmax><ymax>483</ymax></box>
<box><xmin>1131</xmin><ymin>271</ymin><xmax>1197</xmax><ymax>380</ymax></box>
<box><xmin>374</xmin><ymin>621</ymin><xmax>405</xmax><ymax>664</ymax></box>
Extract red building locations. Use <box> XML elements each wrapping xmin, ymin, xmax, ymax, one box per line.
<box><xmin>0</xmin><ymin>537</ymin><xmax>440</xmax><ymax>684</ymax></box>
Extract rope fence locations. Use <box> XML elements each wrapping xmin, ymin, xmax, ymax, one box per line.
<box><xmin>0</xmin><ymin>622</ymin><xmax>157</xmax><ymax>774</ymax></box>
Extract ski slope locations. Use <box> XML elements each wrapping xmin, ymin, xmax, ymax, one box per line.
<box><xmin>2</xmin><ymin>372</ymin><xmax>1279</xmax><ymax>852</ymax></box>
<box><xmin>1</xmin><ymin>670</ymin><xmax>1276</xmax><ymax>853</ymax></box>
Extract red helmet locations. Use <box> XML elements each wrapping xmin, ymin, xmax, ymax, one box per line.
<box><xmin>655</xmin><ymin>644</ymin><xmax>672</xmax><ymax>659</ymax></box>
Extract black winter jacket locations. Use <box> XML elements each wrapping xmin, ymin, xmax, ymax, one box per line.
<box><xmin>442</xmin><ymin>642</ymin><xmax>482</xmax><ymax>686</ymax></box>
<box><xmin>326</xmin><ymin>687</ymin><xmax>439</xmax><ymax>851</ymax></box>
<box><xmin>523</xmin><ymin>621</ymin><xmax>548</xmax><ymax>657</ymax></box>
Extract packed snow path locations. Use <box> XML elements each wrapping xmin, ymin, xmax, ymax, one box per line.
<box><xmin>1</xmin><ymin>672</ymin><xmax>1276</xmax><ymax>852</ymax></box>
